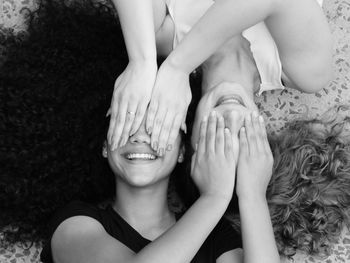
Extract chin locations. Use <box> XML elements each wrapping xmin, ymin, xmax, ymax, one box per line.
<box><xmin>122</xmin><ymin>172</ymin><xmax>167</xmax><ymax>188</ymax></box>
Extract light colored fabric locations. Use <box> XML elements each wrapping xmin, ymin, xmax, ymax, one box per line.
<box><xmin>165</xmin><ymin>0</ymin><xmax>324</xmax><ymax>96</ymax></box>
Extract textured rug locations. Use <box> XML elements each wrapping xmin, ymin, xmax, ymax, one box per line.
<box><xmin>0</xmin><ymin>0</ymin><xmax>349</xmax><ymax>262</ymax></box>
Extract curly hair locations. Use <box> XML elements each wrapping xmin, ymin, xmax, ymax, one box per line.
<box><xmin>267</xmin><ymin>105</ymin><xmax>350</xmax><ymax>257</ymax></box>
<box><xmin>228</xmin><ymin>105</ymin><xmax>350</xmax><ymax>257</ymax></box>
<box><xmin>0</xmin><ymin>0</ymin><xmax>200</xmax><ymax>246</ymax></box>
<box><xmin>0</xmin><ymin>0</ymin><xmax>349</xmax><ymax>258</ymax></box>
<box><xmin>0</xmin><ymin>0</ymin><xmax>126</xmax><ymax>245</ymax></box>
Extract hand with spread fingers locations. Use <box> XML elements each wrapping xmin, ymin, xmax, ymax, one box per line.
<box><xmin>191</xmin><ymin>111</ymin><xmax>237</xmax><ymax>201</ymax></box>
<box><xmin>146</xmin><ymin>62</ymin><xmax>192</xmax><ymax>156</ymax></box>
<box><xmin>107</xmin><ymin>60</ymin><xmax>157</xmax><ymax>151</ymax></box>
<box><xmin>236</xmin><ymin>111</ymin><xmax>274</xmax><ymax>200</ymax></box>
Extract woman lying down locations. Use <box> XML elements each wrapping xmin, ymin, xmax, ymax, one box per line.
<box><xmin>0</xmin><ymin>0</ymin><xmax>349</xmax><ymax>261</ymax></box>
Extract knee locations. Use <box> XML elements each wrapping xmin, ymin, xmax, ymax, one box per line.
<box><xmin>285</xmin><ymin>63</ymin><xmax>334</xmax><ymax>94</ymax></box>
<box><xmin>300</xmin><ymin>65</ymin><xmax>334</xmax><ymax>94</ymax></box>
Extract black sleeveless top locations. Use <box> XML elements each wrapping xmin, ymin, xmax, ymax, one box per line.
<box><xmin>41</xmin><ymin>201</ymin><xmax>241</xmax><ymax>263</ymax></box>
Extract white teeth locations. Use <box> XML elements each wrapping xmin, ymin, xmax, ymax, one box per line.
<box><xmin>126</xmin><ymin>153</ymin><xmax>157</xmax><ymax>160</ymax></box>
<box><xmin>221</xmin><ymin>98</ymin><xmax>241</xmax><ymax>105</ymax></box>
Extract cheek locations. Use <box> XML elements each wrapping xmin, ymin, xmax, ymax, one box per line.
<box><xmin>107</xmin><ymin>150</ymin><xmax>124</xmax><ymax>175</ymax></box>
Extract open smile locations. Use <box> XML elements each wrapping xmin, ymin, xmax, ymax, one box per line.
<box><xmin>125</xmin><ymin>153</ymin><xmax>158</xmax><ymax>161</ymax></box>
<box><xmin>216</xmin><ymin>94</ymin><xmax>245</xmax><ymax>107</ymax></box>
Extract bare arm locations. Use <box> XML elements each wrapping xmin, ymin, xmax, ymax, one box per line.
<box><xmin>53</xmin><ymin>115</ymin><xmax>239</xmax><ymax>263</ymax></box>
<box><xmin>236</xmin><ymin>112</ymin><xmax>280</xmax><ymax>263</ymax></box>
<box><xmin>239</xmin><ymin>197</ymin><xmax>279</xmax><ymax>263</ymax></box>
<box><xmin>52</xmin><ymin>196</ymin><xmax>230</xmax><ymax>263</ymax></box>
<box><xmin>108</xmin><ymin>0</ymin><xmax>160</xmax><ymax>150</ymax></box>
<box><xmin>165</xmin><ymin>0</ymin><xmax>332</xmax><ymax>91</ymax></box>
<box><xmin>111</xmin><ymin>0</ymin><xmax>156</xmax><ymax>62</ymax></box>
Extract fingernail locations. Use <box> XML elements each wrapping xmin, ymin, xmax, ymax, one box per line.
<box><xmin>158</xmin><ymin>148</ymin><xmax>164</xmax><ymax>157</ymax></box>
<box><xmin>166</xmin><ymin>144</ymin><xmax>172</xmax><ymax>151</ymax></box>
<box><xmin>111</xmin><ymin>143</ymin><xmax>117</xmax><ymax>151</ymax></box>
<box><xmin>259</xmin><ymin>115</ymin><xmax>264</xmax><ymax>122</ymax></box>
<box><xmin>252</xmin><ymin>111</ymin><xmax>258</xmax><ymax>118</ymax></box>
<box><xmin>195</xmin><ymin>143</ymin><xmax>198</xmax><ymax>151</ymax></box>
<box><xmin>121</xmin><ymin>137</ymin><xmax>127</xmax><ymax>147</ymax></box>
<box><xmin>153</xmin><ymin>141</ymin><xmax>158</xmax><ymax>151</ymax></box>
<box><xmin>147</xmin><ymin>127</ymin><xmax>152</xmax><ymax>135</ymax></box>
<box><xmin>210</xmin><ymin>111</ymin><xmax>216</xmax><ymax>117</ymax></box>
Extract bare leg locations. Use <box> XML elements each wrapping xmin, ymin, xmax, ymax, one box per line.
<box><xmin>265</xmin><ymin>0</ymin><xmax>333</xmax><ymax>92</ymax></box>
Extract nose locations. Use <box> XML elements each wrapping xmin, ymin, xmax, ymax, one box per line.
<box><xmin>129</xmin><ymin>115</ymin><xmax>151</xmax><ymax>144</ymax></box>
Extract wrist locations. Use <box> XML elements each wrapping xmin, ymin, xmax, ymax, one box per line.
<box><xmin>128</xmin><ymin>59</ymin><xmax>158</xmax><ymax>75</ymax></box>
<box><xmin>163</xmin><ymin>52</ymin><xmax>193</xmax><ymax>75</ymax></box>
<box><xmin>129</xmin><ymin>57</ymin><xmax>157</xmax><ymax>67</ymax></box>
<box><xmin>238</xmin><ymin>192</ymin><xmax>267</xmax><ymax>206</ymax></box>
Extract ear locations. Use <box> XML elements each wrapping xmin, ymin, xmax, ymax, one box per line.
<box><xmin>177</xmin><ymin>145</ymin><xmax>185</xmax><ymax>163</ymax></box>
<box><xmin>102</xmin><ymin>141</ymin><xmax>108</xmax><ymax>158</ymax></box>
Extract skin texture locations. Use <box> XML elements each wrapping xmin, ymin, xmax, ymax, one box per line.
<box><xmin>107</xmin><ymin>0</ymin><xmax>332</xmax><ymax>157</ymax></box>
<box><xmin>51</xmin><ymin>113</ymin><xmax>246</xmax><ymax>263</ymax></box>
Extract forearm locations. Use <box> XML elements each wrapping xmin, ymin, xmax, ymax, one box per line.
<box><xmin>239</xmin><ymin>196</ymin><xmax>280</xmax><ymax>263</ymax></box>
<box><xmin>164</xmin><ymin>0</ymin><xmax>274</xmax><ymax>73</ymax></box>
<box><xmin>112</xmin><ymin>0</ymin><xmax>157</xmax><ymax>61</ymax></box>
<box><xmin>131</xmin><ymin>195</ymin><xmax>229</xmax><ymax>263</ymax></box>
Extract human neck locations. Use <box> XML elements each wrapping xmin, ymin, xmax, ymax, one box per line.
<box><xmin>201</xmin><ymin>34</ymin><xmax>259</xmax><ymax>98</ymax></box>
<box><xmin>113</xmin><ymin>180</ymin><xmax>175</xmax><ymax>239</ymax></box>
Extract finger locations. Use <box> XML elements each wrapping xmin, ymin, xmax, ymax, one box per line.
<box><xmin>224</xmin><ymin>128</ymin><xmax>234</xmax><ymax>159</ymax></box>
<box><xmin>239</xmin><ymin>127</ymin><xmax>249</xmax><ymax>156</ymax></box>
<box><xmin>225</xmin><ymin>111</ymin><xmax>241</xmax><ymax>137</ymax></box>
<box><xmin>106</xmin><ymin>108</ymin><xmax>111</xmax><ymax>117</ymax></box>
<box><xmin>206</xmin><ymin>111</ymin><xmax>217</xmax><ymax>153</ymax></box>
<box><xmin>244</xmin><ymin>113</ymin><xmax>257</xmax><ymax>155</ymax></box>
<box><xmin>197</xmin><ymin>116</ymin><xmax>208</xmax><ymax>156</ymax></box>
<box><xmin>146</xmin><ymin>100</ymin><xmax>158</xmax><ymax>135</ymax></box>
<box><xmin>252</xmin><ymin>111</ymin><xmax>264</xmax><ymax>153</ymax></box>
<box><xmin>166</xmin><ymin>113</ymin><xmax>183</xmax><ymax>152</ymax></box>
<box><xmin>191</xmin><ymin>152</ymin><xmax>197</xmax><ymax>175</ymax></box>
<box><xmin>258</xmin><ymin>115</ymin><xmax>272</xmax><ymax>153</ymax></box>
<box><xmin>111</xmin><ymin>99</ymin><xmax>128</xmax><ymax>150</ymax></box>
<box><xmin>130</xmin><ymin>102</ymin><xmax>147</xmax><ymax>136</ymax></box>
<box><xmin>157</xmin><ymin>111</ymin><xmax>175</xmax><ymax>156</ymax></box>
<box><xmin>119</xmin><ymin>105</ymin><xmax>137</xmax><ymax>147</ymax></box>
<box><xmin>107</xmin><ymin>114</ymin><xmax>115</xmax><ymax>145</ymax></box>
<box><xmin>216</xmin><ymin>114</ymin><xmax>225</xmax><ymax>154</ymax></box>
<box><xmin>151</xmin><ymin>104</ymin><xmax>167</xmax><ymax>151</ymax></box>
<box><xmin>181</xmin><ymin>121</ymin><xmax>187</xmax><ymax>134</ymax></box>
<box><xmin>107</xmin><ymin>99</ymin><xmax>118</xmax><ymax>145</ymax></box>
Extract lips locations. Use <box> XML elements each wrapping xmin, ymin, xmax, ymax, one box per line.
<box><xmin>125</xmin><ymin>153</ymin><xmax>158</xmax><ymax>161</ymax></box>
<box><xmin>216</xmin><ymin>94</ymin><xmax>245</xmax><ymax>107</ymax></box>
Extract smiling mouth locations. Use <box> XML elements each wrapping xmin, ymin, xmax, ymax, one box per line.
<box><xmin>125</xmin><ymin>153</ymin><xmax>158</xmax><ymax>161</ymax></box>
<box><xmin>216</xmin><ymin>94</ymin><xmax>245</xmax><ymax>107</ymax></box>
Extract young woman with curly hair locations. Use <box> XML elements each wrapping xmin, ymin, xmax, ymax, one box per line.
<box><xmin>0</xmin><ymin>0</ymin><xmax>348</xmax><ymax>260</ymax></box>
<box><xmin>192</xmin><ymin>41</ymin><xmax>350</xmax><ymax>257</ymax></box>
